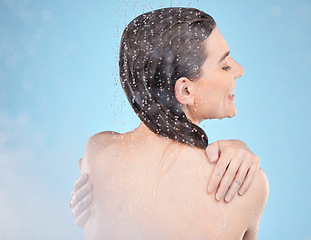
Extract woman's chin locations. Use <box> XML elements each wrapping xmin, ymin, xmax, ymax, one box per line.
<box><xmin>229</xmin><ymin>110</ymin><xmax>237</xmax><ymax>118</ymax></box>
<box><xmin>205</xmin><ymin>108</ymin><xmax>237</xmax><ymax>120</ymax></box>
<box><xmin>216</xmin><ymin>110</ymin><xmax>237</xmax><ymax>119</ymax></box>
<box><xmin>227</xmin><ymin>113</ymin><xmax>237</xmax><ymax>118</ymax></box>
<box><xmin>228</xmin><ymin>109</ymin><xmax>237</xmax><ymax>118</ymax></box>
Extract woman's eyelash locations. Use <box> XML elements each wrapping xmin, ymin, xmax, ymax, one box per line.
<box><xmin>223</xmin><ymin>66</ymin><xmax>232</xmax><ymax>71</ymax></box>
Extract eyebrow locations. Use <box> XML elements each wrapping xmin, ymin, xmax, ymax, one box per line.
<box><xmin>219</xmin><ymin>50</ymin><xmax>230</xmax><ymax>63</ymax></box>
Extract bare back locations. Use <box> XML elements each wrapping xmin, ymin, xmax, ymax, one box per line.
<box><xmin>81</xmin><ymin>127</ymin><xmax>269</xmax><ymax>240</ymax></box>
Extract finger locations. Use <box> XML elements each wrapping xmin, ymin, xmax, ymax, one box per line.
<box><xmin>207</xmin><ymin>150</ymin><xmax>232</xmax><ymax>193</ymax></box>
<box><xmin>224</xmin><ymin>160</ymin><xmax>251</xmax><ymax>202</ymax></box>
<box><xmin>78</xmin><ymin>158</ymin><xmax>83</xmax><ymax>170</ymax></box>
<box><xmin>215</xmin><ymin>159</ymin><xmax>241</xmax><ymax>201</ymax></box>
<box><xmin>74</xmin><ymin>173</ymin><xmax>89</xmax><ymax>191</ymax></box>
<box><xmin>72</xmin><ymin>193</ymin><xmax>93</xmax><ymax>219</ymax></box>
<box><xmin>238</xmin><ymin>159</ymin><xmax>260</xmax><ymax>195</ymax></box>
<box><xmin>68</xmin><ymin>190</ymin><xmax>75</xmax><ymax>208</ymax></box>
<box><xmin>205</xmin><ymin>141</ymin><xmax>220</xmax><ymax>162</ymax></box>
<box><xmin>68</xmin><ymin>199</ymin><xmax>73</xmax><ymax>209</ymax></box>
<box><xmin>71</xmin><ymin>182</ymin><xmax>93</xmax><ymax>207</ymax></box>
<box><xmin>75</xmin><ymin>209</ymin><xmax>90</xmax><ymax>228</ymax></box>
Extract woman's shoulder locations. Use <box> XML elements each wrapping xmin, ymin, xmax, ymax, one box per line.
<box><xmin>233</xmin><ymin>167</ymin><xmax>269</xmax><ymax>213</ymax></box>
<box><xmin>244</xmin><ymin>168</ymin><xmax>269</xmax><ymax>237</ymax></box>
<box><xmin>216</xmin><ymin>168</ymin><xmax>269</xmax><ymax>239</ymax></box>
<box><xmin>229</xmin><ymin>167</ymin><xmax>269</xmax><ymax>237</ymax></box>
<box><xmin>244</xmin><ymin>168</ymin><xmax>269</xmax><ymax>211</ymax></box>
<box><xmin>88</xmin><ymin>130</ymin><xmax>121</xmax><ymax>143</ymax></box>
<box><xmin>81</xmin><ymin>131</ymin><xmax>123</xmax><ymax>173</ymax></box>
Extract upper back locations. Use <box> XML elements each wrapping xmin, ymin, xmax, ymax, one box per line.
<box><xmin>81</xmin><ymin>131</ymin><xmax>269</xmax><ymax>240</ymax></box>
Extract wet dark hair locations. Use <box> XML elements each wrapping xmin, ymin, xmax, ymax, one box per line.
<box><xmin>119</xmin><ymin>7</ymin><xmax>216</xmax><ymax>149</ymax></box>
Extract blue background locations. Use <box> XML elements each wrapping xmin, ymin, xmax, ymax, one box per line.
<box><xmin>0</xmin><ymin>0</ymin><xmax>310</xmax><ymax>239</ymax></box>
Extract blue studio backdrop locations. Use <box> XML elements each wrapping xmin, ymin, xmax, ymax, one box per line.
<box><xmin>0</xmin><ymin>0</ymin><xmax>310</xmax><ymax>239</ymax></box>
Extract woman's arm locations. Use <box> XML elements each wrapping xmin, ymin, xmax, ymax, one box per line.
<box><xmin>69</xmin><ymin>139</ymin><xmax>261</xmax><ymax>227</ymax></box>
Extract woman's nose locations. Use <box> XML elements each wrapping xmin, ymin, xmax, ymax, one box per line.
<box><xmin>231</xmin><ymin>58</ymin><xmax>244</xmax><ymax>79</ymax></box>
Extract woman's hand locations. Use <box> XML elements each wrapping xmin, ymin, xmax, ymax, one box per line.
<box><xmin>68</xmin><ymin>170</ymin><xmax>93</xmax><ymax>228</ymax></box>
<box><xmin>205</xmin><ymin>140</ymin><xmax>260</xmax><ymax>203</ymax></box>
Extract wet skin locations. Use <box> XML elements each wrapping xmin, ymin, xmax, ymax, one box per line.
<box><xmin>72</xmin><ymin>27</ymin><xmax>269</xmax><ymax>240</ymax></box>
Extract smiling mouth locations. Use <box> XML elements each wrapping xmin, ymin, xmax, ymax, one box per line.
<box><xmin>228</xmin><ymin>94</ymin><xmax>235</xmax><ymax>100</ymax></box>
<box><xmin>228</xmin><ymin>89</ymin><xmax>235</xmax><ymax>100</ymax></box>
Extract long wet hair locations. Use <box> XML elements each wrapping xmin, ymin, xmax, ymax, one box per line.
<box><xmin>119</xmin><ymin>7</ymin><xmax>216</xmax><ymax>149</ymax></box>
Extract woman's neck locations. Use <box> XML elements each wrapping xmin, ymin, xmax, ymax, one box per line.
<box><xmin>130</xmin><ymin>122</ymin><xmax>173</xmax><ymax>145</ymax></box>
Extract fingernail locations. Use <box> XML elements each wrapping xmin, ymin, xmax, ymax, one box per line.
<box><xmin>225</xmin><ymin>195</ymin><xmax>232</xmax><ymax>202</ymax></box>
<box><xmin>209</xmin><ymin>154</ymin><xmax>217</xmax><ymax>161</ymax></box>
<box><xmin>216</xmin><ymin>193</ymin><xmax>223</xmax><ymax>201</ymax></box>
<box><xmin>239</xmin><ymin>189</ymin><xmax>245</xmax><ymax>195</ymax></box>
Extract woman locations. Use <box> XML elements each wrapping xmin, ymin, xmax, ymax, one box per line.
<box><xmin>70</xmin><ymin>7</ymin><xmax>269</xmax><ymax>239</ymax></box>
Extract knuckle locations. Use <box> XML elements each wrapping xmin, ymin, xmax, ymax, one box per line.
<box><xmin>237</xmin><ymin>148</ymin><xmax>246</xmax><ymax>154</ymax></box>
<box><xmin>223</xmin><ymin>174</ymin><xmax>234</xmax><ymax>185</ymax></box>
<box><xmin>79</xmin><ymin>198</ymin><xmax>85</xmax><ymax>206</ymax></box>
<box><xmin>234</xmin><ymin>173</ymin><xmax>243</xmax><ymax>181</ymax></box>
<box><xmin>76</xmin><ymin>188</ymin><xmax>83</xmax><ymax>199</ymax></box>
<box><xmin>234</xmin><ymin>178</ymin><xmax>242</xmax><ymax>186</ymax></box>
<box><xmin>87</xmin><ymin>193</ymin><xmax>93</xmax><ymax>203</ymax></box>
<box><xmin>221</xmin><ymin>175</ymin><xmax>232</xmax><ymax>186</ymax></box>
<box><xmin>72</xmin><ymin>194</ymin><xmax>77</xmax><ymax>204</ymax></box>
<box><xmin>74</xmin><ymin>193</ymin><xmax>80</xmax><ymax>202</ymax></box>
<box><xmin>232</xmin><ymin>139</ymin><xmax>242</xmax><ymax>144</ymax></box>
<box><xmin>73</xmin><ymin>181</ymin><xmax>79</xmax><ymax>191</ymax></box>
<box><xmin>72</xmin><ymin>208</ymin><xmax>78</xmax><ymax>218</ymax></box>
<box><xmin>225</xmin><ymin>148</ymin><xmax>234</xmax><ymax>155</ymax></box>
<box><xmin>216</xmin><ymin>162</ymin><xmax>227</xmax><ymax>171</ymax></box>
<box><xmin>86</xmin><ymin>182</ymin><xmax>92</xmax><ymax>191</ymax></box>
<box><xmin>245</xmin><ymin>150</ymin><xmax>252</xmax><ymax>158</ymax></box>
<box><xmin>234</xmin><ymin>170</ymin><xmax>244</xmax><ymax>179</ymax></box>
<box><xmin>248</xmin><ymin>168</ymin><xmax>255</xmax><ymax>175</ymax></box>
<box><xmin>249</xmin><ymin>167</ymin><xmax>257</xmax><ymax>174</ymax></box>
<box><xmin>212</xmin><ymin>174</ymin><xmax>221</xmax><ymax>184</ymax></box>
<box><xmin>234</xmin><ymin>171</ymin><xmax>246</xmax><ymax>182</ymax></box>
<box><xmin>225</xmin><ymin>177</ymin><xmax>232</xmax><ymax>185</ymax></box>
<box><xmin>248</xmin><ymin>168</ymin><xmax>257</xmax><ymax>175</ymax></box>
<box><xmin>226</xmin><ymin>165</ymin><xmax>237</xmax><ymax>176</ymax></box>
<box><xmin>218</xmin><ymin>140</ymin><xmax>226</xmax><ymax>147</ymax></box>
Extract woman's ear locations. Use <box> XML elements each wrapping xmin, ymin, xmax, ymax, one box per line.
<box><xmin>174</xmin><ymin>77</ymin><xmax>195</xmax><ymax>106</ymax></box>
